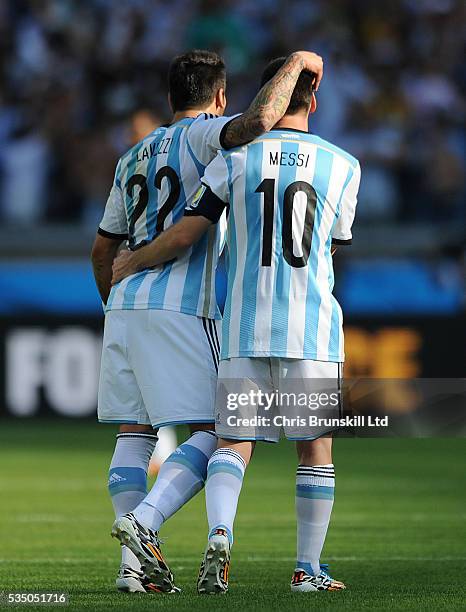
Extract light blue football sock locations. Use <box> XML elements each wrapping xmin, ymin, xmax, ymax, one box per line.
<box><xmin>295</xmin><ymin>464</ymin><xmax>335</xmax><ymax>576</ymax></box>
<box><xmin>108</xmin><ymin>431</ymin><xmax>158</xmax><ymax>569</ymax></box>
<box><xmin>205</xmin><ymin>448</ymin><xmax>247</xmax><ymax>545</ymax></box>
<box><xmin>133</xmin><ymin>430</ymin><xmax>217</xmax><ymax>531</ymax></box>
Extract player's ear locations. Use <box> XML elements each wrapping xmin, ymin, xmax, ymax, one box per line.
<box><xmin>309</xmin><ymin>92</ymin><xmax>317</xmax><ymax>114</ymax></box>
<box><xmin>215</xmin><ymin>88</ymin><xmax>227</xmax><ymax>115</ymax></box>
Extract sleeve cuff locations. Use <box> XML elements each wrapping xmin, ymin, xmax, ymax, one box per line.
<box><xmin>98</xmin><ymin>227</ymin><xmax>128</xmax><ymax>240</ymax></box>
<box><xmin>219</xmin><ymin>117</ymin><xmax>239</xmax><ymax>150</ymax></box>
<box><xmin>331</xmin><ymin>237</ymin><xmax>352</xmax><ymax>246</ymax></box>
<box><xmin>184</xmin><ymin>186</ymin><xmax>227</xmax><ymax>224</ymax></box>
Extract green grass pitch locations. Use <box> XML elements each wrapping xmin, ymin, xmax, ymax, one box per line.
<box><xmin>0</xmin><ymin>420</ymin><xmax>465</xmax><ymax>611</ymax></box>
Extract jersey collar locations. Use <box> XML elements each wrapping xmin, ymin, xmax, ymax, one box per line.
<box><xmin>161</xmin><ymin>117</ymin><xmax>194</xmax><ymax>128</ymax></box>
<box><xmin>270</xmin><ymin>127</ymin><xmax>311</xmax><ymax>135</ymax></box>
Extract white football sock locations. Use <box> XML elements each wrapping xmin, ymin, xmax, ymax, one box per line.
<box><xmin>108</xmin><ymin>431</ymin><xmax>157</xmax><ymax>570</ymax></box>
<box><xmin>133</xmin><ymin>430</ymin><xmax>217</xmax><ymax>531</ymax></box>
<box><xmin>205</xmin><ymin>448</ymin><xmax>246</xmax><ymax>545</ymax></box>
<box><xmin>295</xmin><ymin>464</ymin><xmax>335</xmax><ymax>576</ymax></box>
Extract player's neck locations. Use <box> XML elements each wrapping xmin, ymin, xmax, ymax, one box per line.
<box><xmin>171</xmin><ymin>106</ymin><xmax>218</xmax><ymax>123</ymax></box>
<box><xmin>273</xmin><ymin>113</ymin><xmax>309</xmax><ymax>133</ymax></box>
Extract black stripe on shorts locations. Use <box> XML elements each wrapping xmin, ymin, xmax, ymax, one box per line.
<box><xmin>202</xmin><ymin>317</ymin><xmax>219</xmax><ymax>372</ymax></box>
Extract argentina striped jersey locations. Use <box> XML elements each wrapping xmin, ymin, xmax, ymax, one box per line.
<box><xmin>98</xmin><ymin>114</ymin><xmax>233</xmax><ymax>319</ymax></box>
<box><xmin>188</xmin><ymin>128</ymin><xmax>361</xmax><ymax>361</ymax></box>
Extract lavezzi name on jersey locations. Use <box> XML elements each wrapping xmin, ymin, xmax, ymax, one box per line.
<box><xmin>136</xmin><ymin>136</ymin><xmax>173</xmax><ymax>161</ymax></box>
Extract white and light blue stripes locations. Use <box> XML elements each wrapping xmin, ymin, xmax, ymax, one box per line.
<box><xmin>108</xmin><ymin>466</ymin><xmax>147</xmax><ymax>496</ymax></box>
<box><xmin>296</xmin><ymin>464</ymin><xmax>335</xmax><ymax>500</ymax></box>
<box><xmin>215</xmin><ymin>131</ymin><xmax>358</xmax><ymax>362</ymax></box>
<box><xmin>106</xmin><ymin>116</ymin><xmax>225</xmax><ymax>319</ymax></box>
<box><xmin>207</xmin><ymin>449</ymin><xmax>246</xmax><ymax>481</ymax></box>
<box><xmin>164</xmin><ymin>439</ymin><xmax>211</xmax><ymax>481</ymax></box>
<box><xmin>206</xmin><ymin>447</ymin><xmax>246</xmax><ymax>545</ymax></box>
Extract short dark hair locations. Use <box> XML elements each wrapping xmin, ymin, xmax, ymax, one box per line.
<box><xmin>168</xmin><ymin>50</ymin><xmax>226</xmax><ymax>112</ymax></box>
<box><xmin>260</xmin><ymin>57</ymin><xmax>314</xmax><ymax>115</ymax></box>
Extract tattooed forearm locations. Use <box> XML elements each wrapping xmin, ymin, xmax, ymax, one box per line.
<box><xmin>223</xmin><ymin>51</ymin><xmax>321</xmax><ymax>148</ymax></box>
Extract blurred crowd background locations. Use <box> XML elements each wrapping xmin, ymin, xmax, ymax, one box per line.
<box><xmin>0</xmin><ymin>0</ymin><xmax>464</xmax><ymax>421</ymax></box>
<box><xmin>0</xmin><ymin>0</ymin><xmax>464</xmax><ymax>229</ymax></box>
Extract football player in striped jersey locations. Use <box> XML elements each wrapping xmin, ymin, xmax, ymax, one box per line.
<box><xmin>112</xmin><ymin>56</ymin><xmax>360</xmax><ymax>594</ymax></box>
<box><xmin>92</xmin><ymin>49</ymin><xmax>324</xmax><ymax>593</ymax></box>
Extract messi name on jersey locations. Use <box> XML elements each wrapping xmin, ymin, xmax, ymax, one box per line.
<box><xmin>270</xmin><ymin>151</ymin><xmax>312</xmax><ymax>167</ymax></box>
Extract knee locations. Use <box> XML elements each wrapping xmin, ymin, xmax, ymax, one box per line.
<box><xmin>298</xmin><ymin>437</ymin><xmax>332</xmax><ymax>466</ymax></box>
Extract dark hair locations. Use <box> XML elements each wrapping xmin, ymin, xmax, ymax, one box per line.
<box><xmin>260</xmin><ymin>57</ymin><xmax>314</xmax><ymax>114</ymax></box>
<box><xmin>168</xmin><ymin>50</ymin><xmax>226</xmax><ymax>112</ymax></box>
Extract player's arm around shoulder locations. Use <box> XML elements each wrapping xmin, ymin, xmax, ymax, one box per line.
<box><xmin>222</xmin><ymin>51</ymin><xmax>324</xmax><ymax>149</ymax></box>
<box><xmin>111</xmin><ymin>158</ymin><xmax>229</xmax><ymax>286</ymax></box>
<box><xmin>186</xmin><ymin>51</ymin><xmax>324</xmax><ymax>162</ymax></box>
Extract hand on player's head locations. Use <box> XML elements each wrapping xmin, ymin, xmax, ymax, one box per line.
<box><xmin>294</xmin><ymin>51</ymin><xmax>323</xmax><ymax>91</ymax></box>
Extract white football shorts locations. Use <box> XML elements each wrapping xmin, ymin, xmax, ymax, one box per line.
<box><xmin>98</xmin><ymin>309</ymin><xmax>220</xmax><ymax>428</ymax></box>
<box><xmin>215</xmin><ymin>357</ymin><xmax>343</xmax><ymax>442</ymax></box>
